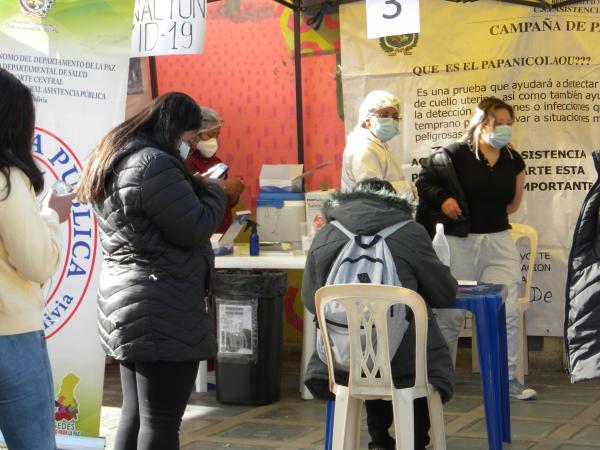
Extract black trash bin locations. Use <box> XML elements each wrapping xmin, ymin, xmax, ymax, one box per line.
<box><xmin>213</xmin><ymin>270</ymin><xmax>287</xmax><ymax>405</ymax></box>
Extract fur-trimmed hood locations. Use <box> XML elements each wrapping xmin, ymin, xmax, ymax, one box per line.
<box><xmin>323</xmin><ymin>187</ymin><xmax>415</xmax><ymax>235</ymax></box>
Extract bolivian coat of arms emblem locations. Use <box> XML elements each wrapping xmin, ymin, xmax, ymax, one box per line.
<box><xmin>19</xmin><ymin>0</ymin><xmax>56</xmax><ymax>17</ymax></box>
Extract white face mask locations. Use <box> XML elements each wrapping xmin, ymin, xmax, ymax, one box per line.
<box><xmin>196</xmin><ymin>138</ymin><xmax>218</xmax><ymax>158</ymax></box>
<box><xmin>178</xmin><ymin>141</ymin><xmax>191</xmax><ymax>160</ymax></box>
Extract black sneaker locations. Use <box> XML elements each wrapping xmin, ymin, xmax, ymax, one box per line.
<box><xmin>368</xmin><ymin>440</ymin><xmax>395</xmax><ymax>450</ymax></box>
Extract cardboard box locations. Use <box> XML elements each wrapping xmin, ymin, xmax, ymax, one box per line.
<box><xmin>259</xmin><ymin>164</ymin><xmax>304</xmax><ymax>193</ymax></box>
<box><xmin>257</xmin><ymin>192</ymin><xmax>305</xmax><ymax>243</ymax></box>
<box><xmin>305</xmin><ymin>189</ymin><xmax>335</xmax><ymax>231</ymax></box>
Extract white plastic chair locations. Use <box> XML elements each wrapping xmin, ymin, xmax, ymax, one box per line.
<box><xmin>315</xmin><ymin>284</ymin><xmax>446</xmax><ymax>450</ymax></box>
<box><xmin>471</xmin><ymin>223</ymin><xmax>538</xmax><ymax>384</ymax></box>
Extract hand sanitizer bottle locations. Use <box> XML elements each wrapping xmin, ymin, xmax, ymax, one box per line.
<box><xmin>244</xmin><ymin>220</ymin><xmax>260</xmax><ymax>256</ymax></box>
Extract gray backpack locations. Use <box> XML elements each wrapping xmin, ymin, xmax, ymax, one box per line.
<box><xmin>316</xmin><ymin>220</ymin><xmax>411</xmax><ymax>371</ymax></box>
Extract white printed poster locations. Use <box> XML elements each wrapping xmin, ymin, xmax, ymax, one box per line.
<box><xmin>365</xmin><ymin>0</ymin><xmax>420</xmax><ymax>39</ymax></box>
<box><xmin>131</xmin><ymin>0</ymin><xmax>207</xmax><ymax>56</ymax></box>
<box><xmin>340</xmin><ymin>0</ymin><xmax>600</xmax><ymax>336</ymax></box>
<box><xmin>0</xmin><ymin>0</ymin><xmax>134</xmax><ymax>444</ymax></box>
<box><xmin>218</xmin><ymin>302</ymin><xmax>255</xmax><ymax>356</ymax></box>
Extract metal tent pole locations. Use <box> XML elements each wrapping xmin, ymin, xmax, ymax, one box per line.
<box><xmin>293</xmin><ymin>4</ymin><xmax>305</xmax><ymax>166</ymax></box>
<box><xmin>148</xmin><ymin>56</ymin><xmax>159</xmax><ymax>99</ymax></box>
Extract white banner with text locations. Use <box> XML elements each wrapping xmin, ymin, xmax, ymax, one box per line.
<box><xmin>131</xmin><ymin>0</ymin><xmax>207</xmax><ymax>56</ymax></box>
<box><xmin>0</xmin><ymin>0</ymin><xmax>134</xmax><ymax>444</ymax></box>
<box><xmin>340</xmin><ymin>0</ymin><xmax>600</xmax><ymax>336</ymax></box>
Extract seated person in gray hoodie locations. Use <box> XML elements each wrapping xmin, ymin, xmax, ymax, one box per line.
<box><xmin>302</xmin><ymin>178</ymin><xmax>457</xmax><ymax>450</ymax></box>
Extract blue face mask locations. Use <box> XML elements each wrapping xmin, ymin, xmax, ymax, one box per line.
<box><xmin>485</xmin><ymin>124</ymin><xmax>512</xmax><ymax>149</ymax></box>
<box><xmin>371</xmin><ymin>117</ymin><xmax>400</xmax><ymax>142</ymax></box>
<box><xmin>178</xmin><ymin>141</ymin><xmax>191</xmax><ymax>160</ymax></box>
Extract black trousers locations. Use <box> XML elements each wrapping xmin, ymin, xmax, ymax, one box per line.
<box><xmin>114</xmin><ymin>360</ymin><xmax>200</xmax><ymax>450</ymax></box>
<box><xmin>365</xmin><ymin>397</ymin><xmax>430</xmax><ymax>450</ymax></box>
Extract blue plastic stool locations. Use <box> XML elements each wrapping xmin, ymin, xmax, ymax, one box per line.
<box><xmin>322</xmin><ymin>284</ymin><xmax>510</xmax><ymax>450</ymax></box>
<box><xmin>450</xmin><ymin>284</ymin><xmax>511</xmax><ymax>450</ymax></box>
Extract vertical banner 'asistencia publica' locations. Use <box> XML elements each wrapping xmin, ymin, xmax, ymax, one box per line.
<box><xmin>340</xmin><ymin>0</ymin><xmax>600</xmax><ymax>336</ymax></box>
<box><xmin>0</xmin><ymin>0</ymin><xmax>134</xmax><ymax>444</ymax></box>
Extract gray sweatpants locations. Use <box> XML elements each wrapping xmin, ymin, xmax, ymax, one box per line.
<box><xmin>435</xmin><ymin>231</ymin><xmax>521</xmax><ymax>379</ymax></box>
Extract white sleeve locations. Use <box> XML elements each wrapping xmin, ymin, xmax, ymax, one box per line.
<box><xmin>391</xmin><ymin>180</ymin><xmax>414</xmax><ymax>197</ymax></box>
<box><xmin>350</xmin><ymin>146</ymin><xmax>386</xmax><ymax>181</ymax></box>
<box><xmin>0</xmin><ymin>170</ymin><xmax>61</xmax><ymax>284</ymax></box>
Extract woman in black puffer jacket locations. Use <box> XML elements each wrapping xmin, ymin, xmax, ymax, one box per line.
<box><xmin>77</xmin><ymin>93</ymin><xmax>243</xmax><ymax>450</ymax></box>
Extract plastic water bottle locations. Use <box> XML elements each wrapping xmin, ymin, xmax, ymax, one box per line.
<box><xmin>432</xmin><ymin>223</ymin><xmax>450</xmax><ymax>266</ymax></box>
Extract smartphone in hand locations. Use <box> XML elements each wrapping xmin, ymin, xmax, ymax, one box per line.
<box><xmin>52</xmin><ymin>180</ymin><xmax>74</xmax><ymax>195</ymax></box>
<box><xmin>202</xmin><ymin>163</ymin><xmax>229</xmax><ymax>180</ymax></box>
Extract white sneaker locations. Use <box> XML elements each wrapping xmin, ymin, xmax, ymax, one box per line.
<box><xmin>509</xmin><ymin>378</ymin><xmax>537</xmax><ymax>400</ymax></box>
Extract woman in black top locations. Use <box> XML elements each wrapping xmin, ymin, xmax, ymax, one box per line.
<box><xmin>416</xmin><ymin>97</ymin><xmax>536</xmax><ymax>400</ymax></box>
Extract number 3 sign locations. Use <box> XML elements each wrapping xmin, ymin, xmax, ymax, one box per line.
<box><xmin>366</xmin><ymin>0</ymin><xmax>420</xmax><ymax>40</ymax></box>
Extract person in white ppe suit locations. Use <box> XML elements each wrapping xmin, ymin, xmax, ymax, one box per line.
<box><xmin>341</xmin><ymin>90</ymin><xmax>410</xmax><ymax>194</ymax></box>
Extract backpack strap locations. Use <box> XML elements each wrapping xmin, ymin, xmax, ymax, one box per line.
<box><xmin>330</xmin><ymin>221</ymin><xmax>377</xmax><ymax>248</ymax></box>
<box><xmin>330</xmin><ymin>220</ymin><xmax>355</xmax><ymax>239</ymax></box>
<box><xmin>377</xmin><ymin>220</ymin><xmax>411</xmax><ymax>238</ymax></box>
<box><xmin>330</xmin><ymin>219</ymin><xmax>411</xmax><ymax>240</ymax></box>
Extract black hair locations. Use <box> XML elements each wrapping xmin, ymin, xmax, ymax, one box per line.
<box><xmin>0</xmin><ymin>68</ymin><xmax>44</xmax><ymax>199</ymax></box>
<box><xmin>78</xmin><ymin>92</ymin><xmax>202</xmax><ymax>203</ymax></box>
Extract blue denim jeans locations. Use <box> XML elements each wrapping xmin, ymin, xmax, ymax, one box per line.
<box><xmin>0</xmin><ymin>331</ymin><xmax>57</xmax><ymax>450</ymax></box>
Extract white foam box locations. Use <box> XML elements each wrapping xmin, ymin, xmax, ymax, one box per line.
<box><xmin>256</xmin><ymin>192</ymin><xmax>305</xmax><ymax>243</ymax></box>
<box><xmin>305</xmin><ymin>189</ymin><xmax>335</xmax><ymax>231</ymax></box>
<box><xmin>259</xmin><ymin>164</ymin><xmax>304</xmax><ymax>193</ymax></box>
